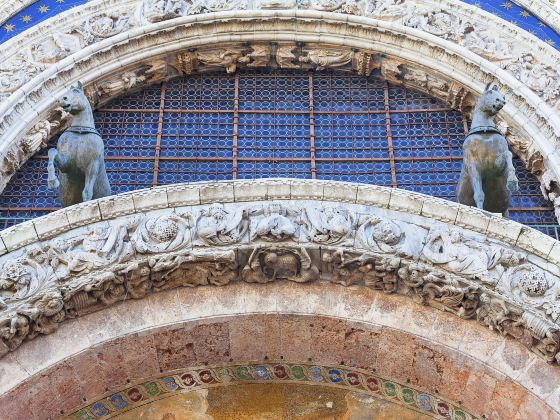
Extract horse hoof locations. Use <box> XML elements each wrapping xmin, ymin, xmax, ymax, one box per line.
<box><xmin>48</xmin><ymin>178</ymin><xmax>60</xmax><ymax>189</ymax></box>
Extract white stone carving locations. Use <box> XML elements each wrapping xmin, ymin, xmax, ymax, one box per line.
<box><xmin>249</xmin><ymin>203</ymin><xmax>304</xmax><ymax>242</ymax></box>
<box><xmin>242</xmin><ymin>246</ymin><xmax>320</xmax><ymax>283</ymax></box>
<box><xmin>140</xmin><ymin>0</ymin><xmax>189</xmax><ymax>23</ymax></box>
<box><xmin>356</xmin><ymin>216</ymin><xmax>426</xmax><ymax>258</ymax></box>
<box><xmin>258</xmin><ymin>0</ymin><xmax>297</xmax><ymax>9</ymax></box>
<box><xmin>404</xmin><ymin>9</ymin><xmax>469</xmax><ymax>41</ymax></box>
<box><xmin>196</xmin><ymin>48</ymin><xmax>249</xmax><ymax>74</ymax></box>
<box><xmin>305</xmin><ymin>205</ymin><xmax>355</xmax><ymax>245</ymax></box>
<box><xmin>80</xmin><ymin>13</ymin><xmax>131</xmax><ymax>41</ymax></box>
<box><xmin>195</xmin><ymin>204</ymin><xmax>249</xmax><ymax>246</ymax></box>
<box><xmin>462</xmin><ymin>26</ymin><xmax>513</xmax><ymax>62</ymax></box>
<box><xmin>503</xmin><ymin>53</ymin><xmax>560</xmax><ymax>102</ymax></box>
<box><xmin>0</xmin><ymin>190</ymin><xmax>557</xmax><ymax>364</ymax></box>
<box><xmin>133</xmin><ymin>212</ymin><xmax>193</xmax><ymax>253</ymax></box>
<box><xmin>276</xmin><ymin>44</ymin><xmax>299</xmax><ymax>68</ymax></box>
<box><xmin>421</xmin><ymin>227</ymin><xmax>526</xmax><ymax>284</ymax></box>
<box><xmin>299</xmin><ymin>49</ymin><xmax>353</xmax><ymax>70</ymax></box>
<box><xmin>365</xmin><ymin>0</ymin><xmax>408</xmax><ymax>20</ymax></box>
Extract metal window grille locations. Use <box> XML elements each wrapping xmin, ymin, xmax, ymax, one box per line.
<box><xmin>0</xmin><ymin>69</ymin><xmax>556</xmax><ymax>236</ymax></box>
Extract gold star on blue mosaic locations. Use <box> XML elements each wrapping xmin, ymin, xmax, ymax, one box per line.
<box><xmin>501</xmin><ymin>2</ymin><xmax>513</xmax><ymax>9</ymax></box>
<box><xmin>473</xmin><ymin>2</ymin><xmax>481</xmax><ymax>7</ymax></box>
<box><xmin>38</xmin><ymin>5</ymin><xmax>50</xmax><ymax>13</ymax></box>
<box><xmin>3</xmin><ymin>24</ymin><xmax>15</xmax><ymax>32</ymax></box>
<box><xmin>546</xmin><ymin>39</ymin><xmax>556</xmax><ymax>46</ymax></box>
<box><xmin>56</xmin><ymin>0</ymin><xmax>65</xmax><ymax>3</ymax></box>
<box><xmin>20</xmin><ymin>15</ymin><xmax>32</xmax><ymax>23</ymax></box>
<box><xmin>538</xmin><ymin>22</ymin><xmax>546</xmax><ymax>27</ymax></box>
<box><xmin>520</xmin><ymin>10</ymin><xmax>530</xmax><ymax>18</ymax></box>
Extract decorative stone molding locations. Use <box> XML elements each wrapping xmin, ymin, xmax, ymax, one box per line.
<box><xmin>68</xmin><ymin>362</ymin><xmax>476</xmax><ymax>419</ymax></box>
<box><xmin>0</xmin><ymin>179</ymin><xmax>559</xmax><ymax>369</ymax></box>
<box><xmin>2</xmin><ymin>4</ymin><xmax>560</xmax><ymax>220</ymax></box>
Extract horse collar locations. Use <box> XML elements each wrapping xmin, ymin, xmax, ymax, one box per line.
<box><xmin>66</xmin><ymin>126</ymin><xmax>102</xmax><ymax>137</ymax></box>
<box><xmin>466</xmin><ymin>126</ymin><xmax>502</xmax><ymax>137</ymax></box>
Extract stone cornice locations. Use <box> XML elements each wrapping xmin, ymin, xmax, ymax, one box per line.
<box><xmin>0</xmin><ymin>179</ymin><xmax>559</xmax><ymax>371</ymax></box>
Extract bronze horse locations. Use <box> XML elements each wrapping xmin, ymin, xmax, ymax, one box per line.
<box><xmin>456</xmin><ymin>84</ymin><xmax>518</xmax><ymax>217</ymax></box>
<box><xmin>47</xmin><ymin>82</ymin><xmax>111</xmax><ymax>207</ymax></box>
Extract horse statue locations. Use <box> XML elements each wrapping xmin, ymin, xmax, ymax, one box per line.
<box><xmin>456</xmin><ymin>84</ymin><xmax>518</xmax><ymax>217</ymax></box>
<box><xmin>47</xmin><ymin>82</ymin><xmax>111</xmax><ymax>207</ymax></box>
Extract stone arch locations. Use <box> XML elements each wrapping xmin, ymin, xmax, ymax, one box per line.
<box><xmin>1</xmin><ymin>4</ymin><xmax>560</xmax><ymax>214</ymax></box>
<box><xmin>1</xmin><ymin>282</ymin><xmax>560</xmax><ymax>419</ymax></box>
<box><xmin>1</xmin><ymin>179</ymin><xmax>560</xmax><ymax>417</ymax></box>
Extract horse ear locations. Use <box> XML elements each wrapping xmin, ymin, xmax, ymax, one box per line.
<box><xmin>492</xmin><ymin>85</ymin><xmax>498</xmax><ymax>91</ymax></box>
<box><xmin>76</xmin><ymin>81</ymin><xmax>84</xmax><ymax>91</ymax></box>
<box><xmin>484</xmin><ymin>82</ymin><xmax>492</xmax><ymax>92</ymax></box>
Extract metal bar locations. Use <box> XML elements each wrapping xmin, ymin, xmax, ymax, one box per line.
<box><xmin>97</xmin><ymin>107</ymin><xmax>457</xmax><ymax>115</ymax></box>
<box><xmin>308</xmin><ymin>71</ymin><xmax>317</xmax><ymax>179</ymax></box>
<box><xmin>383</xmin><ymin>80</ymin><xmax>398</xmax><ymax>187</ymax></box>
<box><xmin>152</xmin><ymin>81</ymin><xmax>167</xmax><ymax>186</ymax></box>
<box><xmin>232</xmin><ymin>73</ymin><xmax>240</xmax><ymax>179</ymax></box>
<box><xmin>31</xmin><ymin>155</ymin><xmax>467</xmax><ymax>163</ymax></box>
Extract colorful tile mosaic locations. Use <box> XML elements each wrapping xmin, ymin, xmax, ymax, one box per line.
<box><xmin>68</xmin><ymin>362</ymin><xmax>476</xmax><ymax>419</ymax></box>
<box><xmin>1</xmin><ymin>1</ymin><xmax>559</xmax><ymax>50</ymax></box>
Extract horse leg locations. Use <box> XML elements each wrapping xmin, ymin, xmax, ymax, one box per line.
<box><xmin>47</xmin><ymin>148</ymin><xmax>61</xmax><ymax>190</ymax></box>
<box><xmin>505</xmin><ymin>150</ymin><xmax>519</xmax><ymax>193</ymax></box>
<box><xmin>468</xmin><ymin>160</ymin><xmax>485</xmax><ymax>209</ymax></box>
<box><xmin>82</xmin><ymin>159</ymin><xmax>101</xmax><ymax>202</ymax></box>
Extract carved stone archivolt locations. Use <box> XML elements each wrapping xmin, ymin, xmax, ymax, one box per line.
<box><xmin>1</xmin><ymin>3</ymin><xmax>560</xmax><ymax>220</ymax></box>
<box><xmin>1</xmin><ymin>187</ymin><xmax>560</xmax><ymax>368</ymax></box>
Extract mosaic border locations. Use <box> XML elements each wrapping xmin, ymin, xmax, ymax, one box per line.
<box><xmin>68</xmin><ymin>362</ymin><xmax>476</xmax><ymax>419</ymax></box>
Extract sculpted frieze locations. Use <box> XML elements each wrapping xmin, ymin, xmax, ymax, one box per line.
<box><xmin>249</xmin><ymin>203</ymin><xmax>305</xmax><ymax>242</ymax></box>
<box><xmin>242</xmin><ymin>246</ymin><xmax>320</xmax><ymax>283</ymax></box>
<box><xmin>356</xmin><ymin>215</ymin><xmax>426</xmax><ymax>258</ymax></box>
<box><xmin>195</xmin><ymin>204</ymin><xmax>249</xmax><ymax>246</ymax></box>
<box><xmin>502</xmin><ymin>53</ymin><xmax>560</xmax><ymax>104</ymax></box>
<box><xmin>365</xmin><ymin>0</ymin><xmax>408</xmax><ymax>20</ymax></box>
<box><xmin>138</xmin><ymin>0</ymin><xmax>190</xmax><ymax>23</ymax></box>
<box><xmin>0</xmin><ymin>200</ymin><xmax>558</xmax><ymax>364</ymax></box>
<box><xmin>421</xmin><ymin>227</ymin><xmax>526</xmax><ymax>285</ymax></box>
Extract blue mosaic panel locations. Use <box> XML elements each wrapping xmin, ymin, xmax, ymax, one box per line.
<box><xmin>0</xmin><ymin>0</ymin><xmax>87</xmax><ymax>44</ymax></box>
<box><xmin>0</xmin><ymin>69</ymin><xmax>556</xmax><ymax>237</ymax></box>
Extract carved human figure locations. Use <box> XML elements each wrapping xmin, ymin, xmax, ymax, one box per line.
<box><xmin>456</xmin><ymin>84</ymin><xmax>518</xmax><ymax>216</ymax></box>
<box><xmin>366</xmin><ymin>0</ymin><xmax>408</xmax><ymax>20</ymax></box>
<box><xmin>503</xmin><ymin>53</ymin><xmax>560</xmax><ymax>101</ymax></box>
<box><xmin>196</xmin><ymin>204</ymin><xmax>248</xmax><ymax>245</ymax></box>
<box><xmin>142</xmin><ymin>0</ymin><xmax>189</xmax><ymax>22</ymax></box>
<box><xmin>250</xmin><ymin>203</ymin><xmax>301</xmax><ymax>241</ymax></box>
<box><xmin>299</xmin><ymin>49</ymin><xmax>353</xmax><ymax>70</ymax></box>
<box><xmin>0</xmin><ymin>260</ymin><xmax>32</xmax><ymax>299</ymax></box>
<box><xmin>196</xmin><ymin>48</ymin><xmax>248</xmax><ymax>74</ymax></box>
<box><xmin>276</xmin><ymin>45</ymin><xmax>299</xmax><ymax>68</ymax></box>
<box><xmin>47</xmin><ymin>82</ymin><xmax>112</xmax><ymax>207</ymax></box>
<box><xmin>306</xmin><ymin>206</ymin><xmax>354</xmax><ymax>244</ymax></box>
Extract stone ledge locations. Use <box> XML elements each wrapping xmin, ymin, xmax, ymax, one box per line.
<box><xmin>0</xmin><ymin>180</ymin><xmax>556</xmax><ymax>258</ymax></box>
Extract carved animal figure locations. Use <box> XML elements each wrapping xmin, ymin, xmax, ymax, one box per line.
<box><xmin>456</xmin><ymin>84</ymin><xmax>518</xmax><ymax>216</ymax></box>
<box><xmin>47</xmin><ymin>82</ymin><xmax>111</xmax><ymax>207</ymax></box>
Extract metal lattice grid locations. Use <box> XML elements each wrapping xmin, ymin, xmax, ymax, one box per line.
<box><xmin>0</xmin><ymin>69</ymin><xmax>556</xmax><ymax>236</ymax></box>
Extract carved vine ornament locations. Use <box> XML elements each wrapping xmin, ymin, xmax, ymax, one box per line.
<box><xmin>1</xmin><ymin>198</ymin><xmax>560</xmax><ymax>368</ymax></box>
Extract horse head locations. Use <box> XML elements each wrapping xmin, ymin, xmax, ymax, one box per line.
<box><xmin>476</xmin><ymin>83</ymin><xmax>506</xmax><ymax>116</ymax></box>
<box><xmin>60</xmin><ymin>81</ymin><xmax>90</xmax><ymax>116</ymax></box>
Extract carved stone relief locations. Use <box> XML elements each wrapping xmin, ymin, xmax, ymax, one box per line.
<box><xmin>0</xmin><ymin>199</ymin><xmax>558</xmax><ymax>367</ymax></box>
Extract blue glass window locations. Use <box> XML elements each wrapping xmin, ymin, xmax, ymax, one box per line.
<box><xmin>0</xmin><ymin>69</ymin><xmax>556</xmax><ymax>237</ymax></box>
